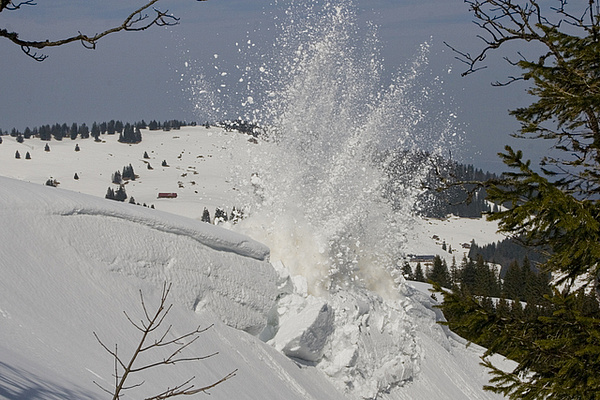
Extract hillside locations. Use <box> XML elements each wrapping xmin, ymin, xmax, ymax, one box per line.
<box><xmin>0</xmin><ymin>128</ymin><xmax>512</xmax><ymax>399</ymax></box>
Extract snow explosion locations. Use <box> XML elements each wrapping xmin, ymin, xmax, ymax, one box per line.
<box><xmin>185</xmin><ymin>0</ymin><xmax>458</xmax><ymax>397</ymax></box>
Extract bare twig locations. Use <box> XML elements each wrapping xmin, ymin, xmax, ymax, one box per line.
<box><xmin>93</xmin><ymin>282</ymin><xmax>236</xmax><ymax>399</ymax></box>
<box><xmin>0</xmin><ymin>0</ymin><xmax>186</xmax><ymax>61</ymax></box>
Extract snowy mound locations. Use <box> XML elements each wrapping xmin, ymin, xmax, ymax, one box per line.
<box><xmin>0</xmin><ymin>176</ymin><xmax>349</xmax><ymax>399</ymax></box>
<box><xmin>261</xmin><ymin>261</ymin><xmax>510</xmax><ymax>400</ymax></box>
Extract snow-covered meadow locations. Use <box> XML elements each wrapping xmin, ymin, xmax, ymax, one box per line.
<box><xmin>0</xmin><ymin>129</ymin><xmax>512</xmax><ymax>399</ymax></box>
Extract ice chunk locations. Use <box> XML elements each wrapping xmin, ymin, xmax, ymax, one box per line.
<box><xmin>270</xmin><ymin>297</ymin><xmax>334</xmax><ymax>363</ymax></box>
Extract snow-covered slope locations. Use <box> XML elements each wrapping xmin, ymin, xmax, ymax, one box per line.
<box><xmin>0</xmin><ymin>176</ymin><xmax>346</xmax><ymax>400</ymax></box>
<box><xmin>0</xmin><ymin>131</ymin><xmax>513</xmax><ymax>399</ymax></box>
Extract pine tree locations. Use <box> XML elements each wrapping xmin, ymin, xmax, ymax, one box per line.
<box><xmin>201</xmin><ymin>207</ymin><xmax>211</xmax><ymax>223</ymax></box>
<box><xmin>213</xmin><ymin>207</ymin><xmax>228</xmax><ymax>224</ymax></box>
<box><xmin>428</xmin><ymin>255</ymin><xmax>450</xmax><ymax>288</ymax></box>
<box><xmin>107</xmin><ymin>120</ymin><xmax>116</xmax><ymax>135</ymax></box>
<box><xmin>91</xmin><ymin>122</ymin><xmax>100</xmax><ymax>140</ymax></box>
<box><xmin>44</xmin><ymin>143</ymin><xmax>50</xmax><ymax>152</ymax></box>
<box><xmin>74</xmin><ymin>173</ymin><xmax>79</xmax><ymax>180</ymax></box>
<box><xmin>70</xmin><ymin>122</ymin><xmax>78</xmax><ymax>140</ymax></box>
<box><xmin>78</xmin><ymin>123</ymin><xmax>89</xmax><ymax>139</ymax></box>
<box><xmin>502</xmin><ymin>260</ymin><xmax>523</xmax><ymax>302</ymax></box>
<box><xmin>114</xmin><ymin>186</ymin><xmax>127</xmax><ymax>202</ymax></box>
<box><xmin>112</xmin><ymin>170</ymin><xmax>122</xmax><ymax>185</ymax></box>
<box><xmin>15</xmin><ymin>150</ymin><xmax>20</xmax><ymax>159</ymax></box>
<box><xmin>401</xmin><ymin>262</ymin><xmax>414</xmax><ymax>280</ymax></box>
<box><xmin>25</xmin><ymin>151</ymin><xmax>30</xmax><ymax>159</ymax></box>
<box><xmin>122</xmin><ymin>164</ymin><xmax>135</xmax><ymax>181</ymax></box>
<box><xmin>414</xmin><ymin>263</ymin><xmax>425</xmax><ymax>282</ymax></box>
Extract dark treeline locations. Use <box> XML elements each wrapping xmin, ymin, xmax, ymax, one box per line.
<box><xmin>468</xmin><ymin>237</ymin><xmax>547</xmax><ymax>277</ymax></box>
<box><xmin>0</xmin><ymin>119</ymin><xmax>193</xmax><ymax>144</ymax></box>
<box><xmin>215</xmin><ymin>119</ymin><xmax>265</xmax><ymax>137</ymax></box>
<box><xmin>403</xmin><ymin>254</ymin><xmax>551</xmax><ymax>304</ymax></box>
<box><xmin>384</xmin><ymin>150</ymin><xmax>499</xmax><ymax>219</ymax></box>
<box><xmin>424</xmin><ymin>255</ymin><xmax>599</xmax><ymax>363</ymax></box>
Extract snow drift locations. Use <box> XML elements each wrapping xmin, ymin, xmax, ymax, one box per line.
<box><xmin>0</xmin><ymin>176</ymin><xmax>347</xmax><ymax>399</ymax></box>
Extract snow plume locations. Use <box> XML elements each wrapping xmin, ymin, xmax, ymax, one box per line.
<box><xmin>236</xmin><ymin>0</ymin><xmax>449</xmax><ymax>298</ymax></box>
<box><xmin>178</xmin><ymin>0</ymin><xmax>461</xmax><ymax>397</ymax></box>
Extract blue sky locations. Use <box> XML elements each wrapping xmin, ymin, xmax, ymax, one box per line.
<box><xmin>0</xmin><ymin>0</ymin><xmax>543</xmax><ymax>173</ymax></box>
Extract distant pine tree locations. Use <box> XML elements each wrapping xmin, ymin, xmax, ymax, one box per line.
<box><xmin>213</xmin><ymin>207</ymin><xmax>228</xmax><ymax>224</ymax></box>
<box><xmin>25</xmin><ymin>151</ymin><xmax>30</xmax><ymax>159</ymax></box>
<box><xmin>91</xmin><ymin>122</ymin><xmax>100</xmax><ymax>141</ymax></box>
<box><xmin>201</xmin><ymin>207</ymin><xmax>211</xmax><ymax>223</ymax></box>
<box><xmin>107</xmin><ymin>120</ymin><xmax>116</xmax><ymax>135</ymax></box>
<box><xmin>70</xmin><ymin>123</ymin><xmax>78</xmax><ymax>140</ymax></box>
<box><xmin>112</xmin><ymin>170</ymin><xmax>122</xmax><ymax>185</ymax></box>
<box><xmin>15</xmin><ymin>150</ymin><xmax>20</xmax><ymax>159</ymax></box>
<box><xmin>122</xmin><ymin>164</ymin><xmax>135</xmax><ymax>180</ymax></box>
<box><xmin>114</xmin><ymin>186</ymin><xmax>127</xmax><ymax>202</ymax></box>
<box><xmin>414</xmin><ymin>262</ymin><xmax>425</xmax><ymax>282</ymax></box>
<box><xmin>401</xmin><ymin>262</ymin><xmax>414</xmax><ymax>280</ymax></box>
<box><xmin>427</xmin><ymin>255</ymin><xmax>450</xmax><ymax>288</ymax></box>
<box><xmin>78</xmin><ymin>123</ymin><xmax>89</xmax><ymax>139</ymax></box>
<box><xmin>229</xmin><ymin>206</ymin><xmax>243</xmax><ymax>224</ymax></box>
<box><xmin>44</xmin><ymin>143</ymin><xmax>50</xmax><ymax>152</ymax></box>
<box><xmin>74</xmin><ymin>173</ymin><xmax>79</xmax><ymax>180</ymax></box>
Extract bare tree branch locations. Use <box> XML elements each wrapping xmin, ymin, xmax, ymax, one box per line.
<box><xmin>0</xmin><ymin>0</ymin><xmax>187</xmax><ymax>61</ymax></box>
<box><xmin>93</xmin><ymin>282</ymin><xmax>236</xmax><ymax>399</ymax></box>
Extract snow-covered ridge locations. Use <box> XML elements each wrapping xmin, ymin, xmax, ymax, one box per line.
<box><xmin>1</xmin><ymin>175</ymin><xmax>269</xmax><ymax>261</ymax></box>
<box><xmin>0</xmin><ymin>175</ymin><xmax>351</xmax><ymax>400</ymax></box>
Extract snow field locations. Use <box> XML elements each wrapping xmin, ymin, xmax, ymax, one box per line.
<box><xmin>0</xmin><ymin>129</ymin><xmax>513</xmax><ymax>399</ymax></box>
<box><xmin>0</xmin><ymin>176</ymin><xmax>348</xmax><ymax>399</ymax></box>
